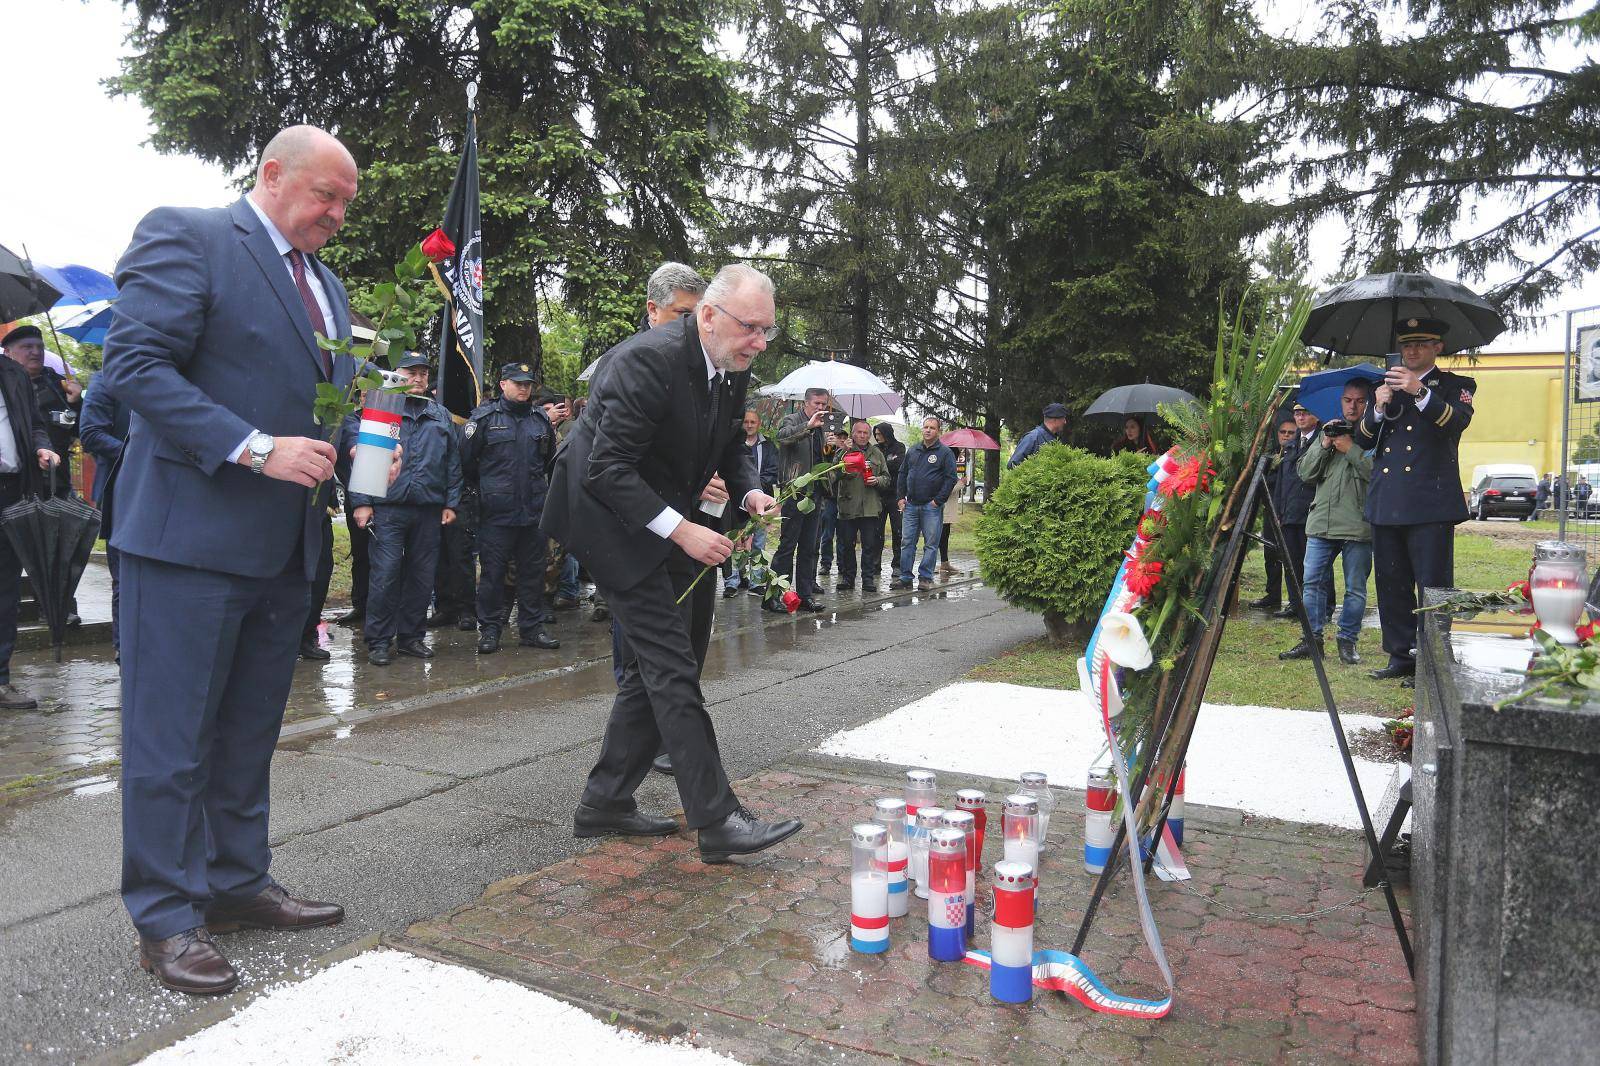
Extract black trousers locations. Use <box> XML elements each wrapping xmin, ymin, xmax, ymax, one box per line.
<box><xmin>879</xmin><ymin>498</ymin><xmax>902</xmax><ymax>565</ymax></box>
<box><xmin>581</xmin><ymin>561</ymin><xmax>738</xmax><ymax>829</ymax></box>
<box><xmin>773</xmin><ymin>493</ymin><xmax>821</xmax><ymax>600</ymax></box>
<box><xmin>1371</xmin><ymin>521</ymin><xmax>1454</xmax><ymax>666</ymax></box>
<box><xmin>302</xmin><ymin>513</ymin><xmax>335</xmax><ymax>645</ymax></box>
<box><xmin>1280</xmin><ymin>522</ymin><xmax>1308</xmax><ymax>609</ymax></box>
<box><xmin>344</xmin><ymin>504</ymin><xmax>370</xmax><ymax>613</ymax></box>
<box><xmin>364</xmin><ymin>504</ymin><xmax>442</xmax><ymax>647</ymax></box>
<box><xmin>837</xmin><ymin>515</ymin><xmax>884</xmax><ymax>587</ymax></box>
<box><xmin>434</xmin><ymin>515</ymin><xmax>475</xmax><ymax>620</ymax></box>
<box><xmin>1262</xmin><ymin>540</ymin><xmax>1283</xmax><ymax>604</ymax></box>
<box><xmin>476</xmin><ymin>523</ymin><xmax>545</xmax><ymax>638</ymax></box>
<box><xmin>0</xmin><ymin>475</ymin><xmax>22</xmax><ymax>683</ymax></box>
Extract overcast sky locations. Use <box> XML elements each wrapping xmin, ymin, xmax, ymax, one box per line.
<box><xmin>3</xmin><ymin>0</ymin><xmax>1594</xmax><ymax>352</ymax></box>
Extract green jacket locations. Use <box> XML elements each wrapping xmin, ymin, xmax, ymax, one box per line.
<box><xmin>830</xmin><ymin>444</ymin><xmax>888</xmax><ymax>519</ymax></box>
<box><xmin>1297</xmin><ymin>433</ymin><xmax>1373</xmax><ymax>542</ymax></box>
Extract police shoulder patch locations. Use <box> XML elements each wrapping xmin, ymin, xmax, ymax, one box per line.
<box><xmin>464</xmin><ymin>421</ymin><xmax>477</xmax><ymax>438</ymax></box>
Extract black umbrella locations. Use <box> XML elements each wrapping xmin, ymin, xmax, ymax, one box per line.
<box><xmin>1083</xmin><ymin>383</ymin><xmax>1199</xmax><ymax>424</ymax></box>
<box><xmin>1301</xmin><ymin>271</ymin><xmax>1508</xmax><ymax>357</ymax></box>
<box><xmin>0</xmin><ymin>242</ymin><xmax>63</xmax><ymax>322</ymax></box>
<box><xmin>1</xmin><ymin>469</ymin><xmax>100</xmax><ymax>662</ymax></box>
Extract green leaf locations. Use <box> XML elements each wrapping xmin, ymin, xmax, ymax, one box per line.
<box><xmin>394</xmin><ymin>285</ymin><xmax>414</xmax><ymax>310</ymax></box>
<box><xmin>379</xmin><ymin>328</ymin><xmax>407</xmax><ymax>342</ymax></box>
<box><xmin>796</xmin><ymin>496</ymin><xmax>815</xmax><ymax>514</ymax></box>
<box><xmin>371</xmin><ymin>282</ymin><xmax>396</xmax><ymax>306</ymax></box>
<box><xmin>315</xmin><ymin>334</ymin><xmax>347</xmax><ymax>351</ymax></box>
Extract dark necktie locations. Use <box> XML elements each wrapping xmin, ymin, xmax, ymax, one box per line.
<box><xmin>707</xmin><ymin>373</ymin><xmax>722</xmax><ymax>430</ymax></box>
<box><xmin>288</xmin><ymin>249</ymin><xmax>332</xmax><ymax>378</ymax></box>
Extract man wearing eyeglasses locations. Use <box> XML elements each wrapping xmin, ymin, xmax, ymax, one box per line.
<box><xmin>543</xmin><ymin>263</ymin><xmax>802</xmax><ymax>864</ymax></box>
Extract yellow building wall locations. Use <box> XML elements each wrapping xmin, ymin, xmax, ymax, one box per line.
<box><xmin>1437</xmin><ymin>351</ymin><xmax>1563</xmax><ymax>488</ymax></box>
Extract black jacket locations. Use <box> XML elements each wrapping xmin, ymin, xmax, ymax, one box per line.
<box><xmin>463</xmin><ymin>396</ymin><xmax>555</xmax><ymax>526</ymax></box>
<box><xmin>341</xmin><ymin>394</ymin><xmax>463</xmax><ymax>510</ymax></box>
<box><xmin>0</xmin><ymin>358</ymin><xmax>52</xmax><ymax>497</ymax></box>
<box><xmin>741</xmin><ymin>434</ymin><xmax>779</xmax><ymax>495</ymax></box>
<box><xmin>79</xmin><ymin>381</ymin><xmax>130</xmax><ymax>534</ymax></box>
<box><xmin>541</xmin><ymin>315</ymin><xmax>758</xmax><ymax>591</ymax></box>
<box><xmin>1354</xmin><ymin>367</ymin><xmax>1475</xmax><ymax>526</ymax></box>
<box><xmin>1274</xmin><ymin>430</ymin><xmax>1318</xmax><ymax>525</ymax></box>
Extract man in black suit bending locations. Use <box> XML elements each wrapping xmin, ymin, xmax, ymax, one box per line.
<box><xmin>543</xmin><ymin>264</ymin><xmax>801</xmax><ymax>863</ymax></box>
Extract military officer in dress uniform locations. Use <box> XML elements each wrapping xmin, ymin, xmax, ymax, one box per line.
<box><xmin>464</xmin><ymin>362</ymin><xmax>561</xmax><ymax>655</ymax></box>
<box><xmin>1353</xmin><ymin>317</ymin><xmax>1475</xmax><ymax>682</ymax></box>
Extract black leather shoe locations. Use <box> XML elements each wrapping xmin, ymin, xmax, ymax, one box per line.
<box><xmin>519</xmin><ymin>627</ymin><xmax>560</xmax><ymax>649</ymax></box>
<box><xmin>1271</xmin><ymin>605</ymin><xmax>1298</xmax><ymax>620</ymax></box>
<box><xmin>299</xmin><ymin>639</ymin><xmax>331</xmax><ymax>661</ymax></box>
<box><xmin>554</xmin><ymin>596</ymin><xmax>580</xmax><ymax>610</ymax></box>
<box><xmin>722</xmin><ymin>586</ymin><xmax>740</xmax><ymax>598</ymax></box>
<box><xmin>139</xmin><ymin>928</ymin><xmax>238</xmax><ymax>996</ymax></box>
<box><xmin>698</xmin><ymin>806</ymin><xmax>804</xmax><ymax>864</ymax></box>
<box><xmin>1278</xmin><ymin>636</ymin><xmax>1322</xmax><ymax>661</ymax></box>
<box><xmin>397</xmin><ymin>638</ymin><xmax>433</xmax><ymax>659</ymax></box>
<box><xmin>367</xmin><ymin>643</ymin><xmax>394</xmax><ymax>666</ymax></box>
<box><xmin>456</xmin><ymin>616</ymin><xmax>477</xmax><ymax>631</ymax></box>
<box><xmin>425</xmin><ymin>611</ymin><xmax>455</xmax><ymax>629</ymax></box>
<box><xmin>65</xmin><ymin>612</ymin><xmax>82</xmax><ymax>628</ymax></box>
<box><xmin>573</xmin><ymin>803</ymin><xmax>679</xmax><ymax>838</ymax></box>
<box><xmin>334</xmin><ymin>609</ymin><xmax>364</xmax><ymax>628</ymax></box>
<box><xmin>1369</xmin><ymin>661</ymin><xmax>1415</xmax><ymax>680</ymax></box>
<box><xmin>206</xmin><ymin>883</ymin><xmax>344</xmax><ymax>933</ymax></box>
<box><xmin>762</xmin><ymin>599</ymin><xmax>788</xmax><ymax>613</ymax></box>
<box><xmin>592</xmin><ymin>604</ymin><xmax>611</xmax><ymax>623</ymax></box>
<box><xmin>862</xmin><ymin>584</ymin><xmax>878</xmax><ymax>593</ymax></box>
<box><xmin>653</xmin><ymin>752</ymin><xmax>674</xmax><ymax>775</ymax></box>
<box><xmin>799</xmin><ymin>599</ymin><xmax>825</xmax><ymax>613</ymax></box>
<box><xmin>1337</xmin><ymin>638</ymin><xmax>1362</xmax><ymax>665</ymax></box>
<box><xmin>835</xmin><ymin>582</ymin><xmax>854</xmax><ymax>591</ymax></box>
<box><xmin>477</xmin><ymin>632</ymin><xmax>501</xmax><ymax>655</ymax></box>
<box><xmin>888</xmin><ymin>579</ymin><xmax>912</xmax><ymax>590</ymax></box>
<box><xmin>1247</xmin><ymin>596</ymin><xmax>1281</xmax><ymax>610</ymax></box>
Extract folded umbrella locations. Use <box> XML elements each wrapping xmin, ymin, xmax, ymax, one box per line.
<box><xmin>1292</xmin><ymin>364</ymin><xmax>1386</xmax><ymax>423</ymax></box>
<box><xmin>1082</xmin><ymin>384</ymin><xmax>1198</xmax><ymax>424</ymax></box>
<box><xmin>1</xmin><ymin>473</ymin><xmax>100</xmax><ymax>662</ymax></box>
<box><xmin>1301</xmin><ymin>271</ymin><xmax>1507</xmax><ymax>357</ymax></box>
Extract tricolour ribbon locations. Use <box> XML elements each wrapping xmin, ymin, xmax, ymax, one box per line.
<box><xmin>963</xmin><ymin>949</ymin><xmax>1171</xmax><ymax>1018</ymax></box>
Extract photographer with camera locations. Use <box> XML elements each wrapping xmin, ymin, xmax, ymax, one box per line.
<box><xmin>1279</xmin><ymin>381</ymin><xmax>1374</xmax><ymax>666</ymax></box>
<box><xmin>2</xmin><ymin>325</ymin><xmax>79</xmax><ymax>498</ymax></box>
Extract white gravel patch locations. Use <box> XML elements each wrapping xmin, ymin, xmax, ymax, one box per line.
<box><xmin>815</xmin><ymin>681</ymin><xmax>1395</xmax><ymax>830</ymax></box>
<box><xmin>139</xmin><ymin>949</ymin><xmax>744</xmax><ymax>1065</ymax></box>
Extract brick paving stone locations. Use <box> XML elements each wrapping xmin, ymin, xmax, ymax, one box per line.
<box><xmin>399</xmin><ymin>764</ymin><xmax>1420</xmax><ymax>1064</ymax></box>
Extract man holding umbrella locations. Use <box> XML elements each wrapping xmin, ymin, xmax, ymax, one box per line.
<box><xmin>0</xmin><ymin>329</ymin><xmax>60</xmax><ymax>710</ymax></box>
<box><xmin>1354</xmin><ymin>317</ymin><xmax>1475</xmax><ymax>681</ymax></box>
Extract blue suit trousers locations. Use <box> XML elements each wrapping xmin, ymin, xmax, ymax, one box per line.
<box><xmin>119</xmin><ymin>553</ymin><xmax>309</xmax><ymax>939</ymax></box>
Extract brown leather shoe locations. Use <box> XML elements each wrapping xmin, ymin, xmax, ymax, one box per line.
<box><xmin>139</xmin><ymin>927</ymin><xmax>238</xmax><ymax>995</ymax></box>
<box><xmin>206</xmin><ymin>884</ymin><xmax>345</xmax><ymax>933</ymax></box>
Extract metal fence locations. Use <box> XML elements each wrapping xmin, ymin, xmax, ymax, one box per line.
<box><xmin>1558</xmin><ymin>302</ymin><xmax>1600</xmax><ymax>557</ymax></box>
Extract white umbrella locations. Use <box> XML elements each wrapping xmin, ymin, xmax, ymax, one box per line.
<box><xmin>758</xmin><ymin>360</ymin><xmax>901</xmax><ymax>417</ymax></box>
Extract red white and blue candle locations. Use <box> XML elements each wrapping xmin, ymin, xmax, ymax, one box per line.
<box><xmin>905</xmin><ymin>769</ymin><xmax>937</xmax><ymax>819</ymax></box>
<box><xmin>926</xmin><ymin>827</ymin><xmax>968</xmax><ymax>961</ymax></box>
<box><xmin>955</xmin><ymin>788</ymin><xmax>987</xmax><ymax>861</ymax></box>
<box><xmin>911</xmin><ymin>806</ymin><xmax>946</xmax><ymax>900</ymax></box>
<box><xmin>1019</xmin><ymin>771</ymin><xmax>1055</xmax><ymax>846</ymax></box>
<box><xmin>1168</xmin><ymin>768</ymin><xmax>1186</xmax><ymax>847</ymax></box>
<box><xmin>1002</xmin><ymin>794</ymin><xmax>1041</xmax><ymax>883</ymax></box>
<box><xmin>347</xmin><ymin>389</ymin><xmax>405</xmax><ymax>498</ymax></box>
<box><xmin>941</xmin><ymin>809</ymin><xmax>977</xmax><ymax>939</ymax></box>
<box><xmin>1085</xmin><ymin>762</ymin><xmax>1117</xmax><ymax>875</ymax></box>
<box><xmin>850</xmin><ymin>823</ymin><xmax>890</xmax><ymax>954</ymax></box>
<box><xmin>989</xmin><ymin>860</ymin><xmax>1037</xmax><ymax>1003</ymax></box>
<box><xmin>872</xmin><ymin>797</ymin><xmax>910</xmax><ymax>919</ymax></box>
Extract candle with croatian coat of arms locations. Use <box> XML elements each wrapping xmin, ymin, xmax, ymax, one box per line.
<box><xmin>941</xmin><ymin>809</ymin><xmax>978</xmax><ymax>938</ymax></box>
<box><xmin>850</xmin><ymin>823</ymin><xmax>890</xmax><ymax>954</ymax></box>
<box><xmin>926</xmin><ymin>827</ymin><xmax>968</xmax><ymax>961</ymax></box>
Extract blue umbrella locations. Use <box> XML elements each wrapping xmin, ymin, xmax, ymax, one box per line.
<box><xmin>35</xmin><ymin>263</ymin><xmax>116</xmax><ymax>309</ymax></box>
<box><xmin>60</xmin><ymin>304</ymin><xmax>114</xmax><ymax>346</ymax></box>
<box><xmin>1293</xmin><ymin>363</ymin><xmax>1385</xmax><ymax>422</ymax></box>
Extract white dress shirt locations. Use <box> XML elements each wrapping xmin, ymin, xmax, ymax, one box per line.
<box><xmin>228</xmin><ymin>195</ymin><xmax>338</xmax><ymax>464</ymax></box>
<box><xmin>0</xmin><ymin>390</ymin><xmax>20</xmax><ymax>473</ymax></box>
<box><xmin>644</xmin><ymin>347</ymin><xmax>761</xmax><ymax>539</ymax></box>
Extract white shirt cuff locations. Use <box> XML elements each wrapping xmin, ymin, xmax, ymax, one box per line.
<box><xmin>1414</xmin><ymin>387</ymin><xmax>1432</xmax><ymax>411</ymax></box>
<box><xmin>647</xmin><ymin>506</ymin><xmax>684</xmax><ymax>539</ymax></box>
<box><xmin>741</xmin><ymin>489</ymin><xmax>761</xmax><ymax>511</ymax></box>
<box><xmin>227</xmin><ymin>432</ymin><xmax>254</xmax><ymax>465</ymax></box>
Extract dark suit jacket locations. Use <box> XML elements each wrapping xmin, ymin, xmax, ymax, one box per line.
<box><xmin>79</xmin><ymin>381</ymin><xmax>129</xmax><ymax>513</ymax></box>
<box><xmin>101</xmin><ymin>197</ymin><xmax>354</xmax><ymax>580</ymax></box>
<box><xmin>541</xmin><ymin>316</ymin><xmax>758</xmax><ymax>591</ymax></box>
<box><xmin>0</xmin><ymin>358</ymin><xmax>52</xmax><ymax>497</ymax></box>
<box><xmin>1274</xmin><ymin>431</ymin><xmax>1318</xmax><ymax>525</ymax></box>
<box><xmin>1354</xmin><ymin>367</ymin><xmax>1476</xmax><ymax>526</ymax></box>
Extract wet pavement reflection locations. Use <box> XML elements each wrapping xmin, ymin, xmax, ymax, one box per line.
<box><xmin>0</xmin><ymin>559</ymin><xmax>983</xmax><ymax>792</ymax></box>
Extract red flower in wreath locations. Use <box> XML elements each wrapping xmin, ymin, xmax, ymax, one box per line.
<box><xmin>1124</xmin><ymin>554</ymin><xmax>1163</xmax><ymax>597</ymax></box>
<box><xmin>1159</xmin><ymin>456</ymin><xmax>1215</xmax><ymax>499</ymax></box>
<box><xmin>421</xmin><ymin>228</ymin><xmax>456</xmax><ymax>262</ymax></box>
<box><xmin>1138</xmin><ymin>509</ymin><xmax>1166</xmax><ymax>539</ymax></box>
<box><xmin>1507</xmin><ymin>579</ymin><xmax>1532</xmax><ymax>602</ymax></box>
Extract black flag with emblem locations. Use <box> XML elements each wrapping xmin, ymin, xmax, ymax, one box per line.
<box><xmin>432</xmin><ymin>101</ymin><xmax>484</xmax><ymax>419</ymax></box>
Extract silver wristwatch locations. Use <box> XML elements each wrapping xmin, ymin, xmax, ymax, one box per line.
<box><xmin>247</xmin><ymin>431</ymin><xmax>275</xmax><ymax>475</ymax></box>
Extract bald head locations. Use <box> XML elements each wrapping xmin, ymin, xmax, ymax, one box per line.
<box><xmin>249</xmin><ymin>125</ymin><xmax>358</xmax><ymax>254</ymax></box>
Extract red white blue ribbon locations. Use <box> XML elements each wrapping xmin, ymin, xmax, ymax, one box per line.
<box><xmin>963</xmin><ymin>948</ymin><xmax>1171</xmax><ymax>1018</ymax></box>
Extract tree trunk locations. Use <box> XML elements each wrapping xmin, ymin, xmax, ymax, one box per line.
<box><xmin>1042</xmin><ymin>611</ymin><xmax>1091</xmax><ymax>647</ymax></box>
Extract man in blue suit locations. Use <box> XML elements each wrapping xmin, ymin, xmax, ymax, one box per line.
<box><xmin>100</xmin><ymin>125</ymin><xmax>382</xmax><ymax>996</ymax></box>
<box><xmin>78</xmin><ymin>382</ymin><xmax>129</xmax><ymax>651</ymax></box>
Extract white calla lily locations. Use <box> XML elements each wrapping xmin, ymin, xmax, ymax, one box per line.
<box><xmin>1098</xmin><ymin>611</ymin><xmax>1153</xmax><ymax>671</ymax></box>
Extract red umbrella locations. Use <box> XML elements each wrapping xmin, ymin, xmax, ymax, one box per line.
<box><xmin>941</xmin><ymin>428</ymin><xmax>1000</xmax><ymax>450</ymax></box>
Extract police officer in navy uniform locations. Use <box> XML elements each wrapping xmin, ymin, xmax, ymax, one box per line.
<box><xmin>340</xmin><ymin>353</ymin><xmax>463</xmax><ymax>665</ymax></box>
<box><xmin>464</xmin><ymin>362</ymin><xmax>561</xmax><ymax>655</ymax></box>
<box><xmin>1353</xmin><ymin>317</ymin><xmax>1475</xmax><ymax>681</ymax></box>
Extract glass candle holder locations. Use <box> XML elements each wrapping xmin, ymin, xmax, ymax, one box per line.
<box><xmin>1003</xmin><ymin>794</ymin><xmax>1041</xmax><ymax>881</ymax></box>
<box><xmin>1531</xmin><ymin>541</ymin><xmax>1588</xmax><ymax>644</ymax></box>
<box><xmin>911</xmin><ymin>806</ymin><xmax>946</xmax><ymax>900</ymax></box>
<box><xmin>904</xmin><ymin>769</ymin><xmax>937</xmax><ymax>818</ymax></box>
<box><xmin>1019</xmin><ymin>771</ymin><xmax>1055</xmax><ymax>844</ymax></box>
<box><xmin>1085</xmin><ymin>756</ymin><xmax>1117</xmax><ymax>874</ymax></box>
<box><xmin>872</xmin><ymin>797</ymin><xmax>910</xmax><ymax>918</ymax></box>
<box><xmin>941</xmin><ymin>809</ymin><xmax>977</xmax><ymax>938</ymax></box>
<box><xmin>989</xmin><ymin>860</ymin><xmax>1036</xmax><ymax>1003</ymax></box>
<box><xmin>850</xmin><ymin>823</ymin><xmax>889</xmax><ymax>954</ymax></box>
<box><xmin>926</xmin><ymin>827</ymin><xmax>968</xmax><ymax>961</ymax></box>
<box><xmin>955</xmin><ymin>788</ymin><xmax>987</xmax><ymax>860</ymax></box>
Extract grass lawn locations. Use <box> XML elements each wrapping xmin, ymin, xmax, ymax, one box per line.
<box><xmin>968</xmin><ymin>528</ymin><xmax>1533</xmax><ymax>717</ymax></box>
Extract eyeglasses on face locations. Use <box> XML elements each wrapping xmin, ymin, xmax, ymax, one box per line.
<box><xmin>714</xmin><ymin>304</ymin><xmax>780</xmax><ymax>342</ymax></box>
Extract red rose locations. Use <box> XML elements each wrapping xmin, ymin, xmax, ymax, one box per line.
<box><xmin>841</xmin><ymin>450</ymin><xmax>869</xmax><ymax>477</ymax></box>
<box><xmin>1578</xmin><ymin>620</ymin><xmax>1597</xmax><ymax>643</ymax></box>
<box><xmin>781</xmin><ymin>589</ymin><xmax>802</xmax><ymax>613</ymax></box>
<box><xmin>1507</xmin><ymin>579</ymin><xmax>1531</xmax><ymax>602</ymax></box>
<box><xmin>421</xmin><ymin>228</ymin><xmax>456</xmax><ymax>263</ymax></box>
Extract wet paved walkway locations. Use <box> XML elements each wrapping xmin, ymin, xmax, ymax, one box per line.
<box><xmin>0</xmin><ymin>560</ymin><xmax>981</xmax><ymax>793</ymax></box>
<box><xmin>401</xmin><ymin>758</ymin><xmax>1417</xmax><ymax>1065</ymax></box>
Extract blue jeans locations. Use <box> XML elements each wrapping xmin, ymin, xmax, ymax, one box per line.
<box><xmin>724</xmin><ymin>525</ymin><xmax>768</xmax><ymax>590</ymax></box>
<box><xmin>1302</xmin><ymin>536</ymin><xmax>1372</xmax><ymax>643</ymax></box>
<box><xmin>899</xmin><ymin>501</ymin><xmax>944</xmax><ymax>583</ymax></box>
<box><xmin>559</xmin><ymin>553</ymin><xmax>580</xmax><ymax>600</ymax></box>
